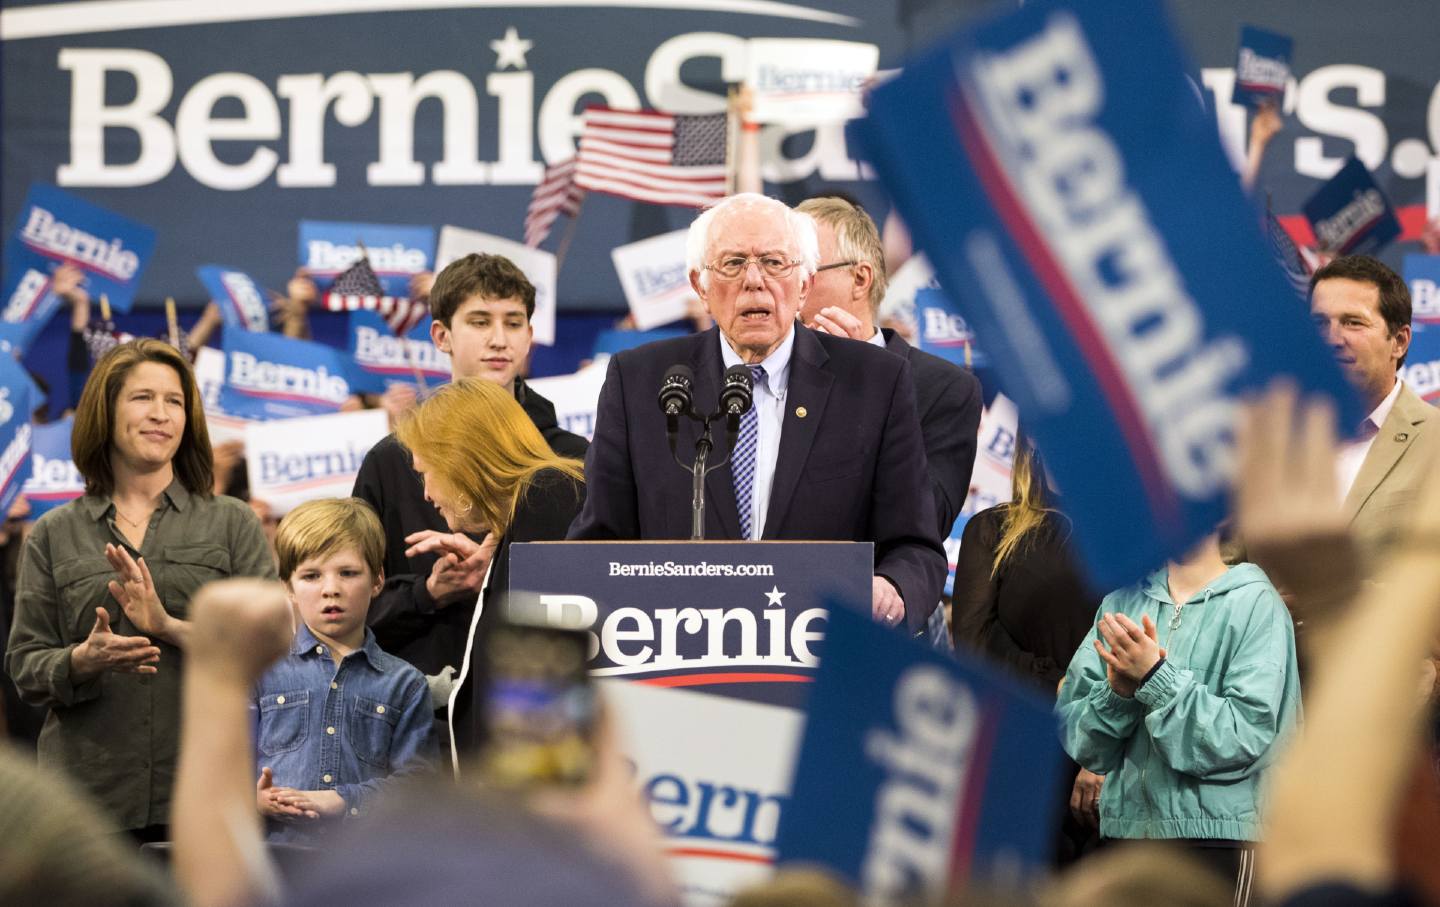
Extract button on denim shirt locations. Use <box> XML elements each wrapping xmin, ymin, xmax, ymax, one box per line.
<box><xmin>254</xmin><ymin>623</ymin><xmax>436</xmax><ymax>843</ymax></box>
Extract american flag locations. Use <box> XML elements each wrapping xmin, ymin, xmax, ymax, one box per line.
<box><xmin>524</xmin><ymin>158</ymin><xmax>585</xmax><ymax>248</ymax></box>
<box><xmin>1263</xmin><ymin>209</ymin><xmax>1313</xmax><ymax>300</ymax></box>
<box><xmin>323</xmin><ymin>255</ymin><xmax>428</xmax><ymax>334</ymax></box>
<box><xmin>574</xmin><ymin>106</ymin><xmax>729</xmax><ymax>208</ymax></box>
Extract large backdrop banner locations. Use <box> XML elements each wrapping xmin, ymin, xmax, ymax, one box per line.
<box><xmin>2</xmin><ymin>0</ymin><xmax>1436</xmax><ymax>310</ymax></box>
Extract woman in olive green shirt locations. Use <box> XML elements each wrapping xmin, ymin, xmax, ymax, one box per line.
<box><xmin>4</xmin><ymin>339</ymin><xmax>276</xmax><ymax>839</ymax></box>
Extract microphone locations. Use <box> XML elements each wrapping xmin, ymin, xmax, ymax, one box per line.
<box><xmin>658</xmin><ymin>364</ymin><xmax>694</xmax><ymax>417</ymax></box>
<box><xmin>720</xmin><ymin>364</ymin><xmax>754</xmax><ymax>422</ymax></box>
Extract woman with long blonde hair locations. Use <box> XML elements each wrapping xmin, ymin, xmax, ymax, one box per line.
<box><xmin>951</xmin><ymin>436</ymin><xmax>1100</xmax><ymax>864</ymax></box>
<box><xmin>396</xmin><ymin>377</ymin><xmax>584</xmax><ymax>763</ymax></box>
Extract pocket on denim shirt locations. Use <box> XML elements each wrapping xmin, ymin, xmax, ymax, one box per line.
<box><xmin>349</xmin><ymin>695</ymin><xmax>400</xmax><ymax>769</ymax></box>
<box><xmin>257</xmin><ymin>690</ymin><xmax>310</xmax><ymax>756</ymax></box>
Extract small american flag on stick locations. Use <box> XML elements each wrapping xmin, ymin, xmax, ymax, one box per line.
<box><xmin>525</xmin><ymin>158</ymin><xmax>585</xmax><ymax>248</ymax></box>
<box><xmin>323</xmin><ymin>255</ymin><xmax>428</xmax><ymax>335</ymax></box>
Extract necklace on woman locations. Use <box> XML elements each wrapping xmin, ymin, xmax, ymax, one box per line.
<box><xmin>114</xmin><ymin>500</ymin><xmax>157</xmax><ymax>529</ymax></box>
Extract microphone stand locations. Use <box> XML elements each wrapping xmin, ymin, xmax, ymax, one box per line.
<box><xmin>668</xmin><ymin>409</ymin><xmax>736</xmax><ymax>541</ymax></box>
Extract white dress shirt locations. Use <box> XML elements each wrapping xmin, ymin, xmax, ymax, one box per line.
<box><xmin>866</xmin><ymin>327</ymin><xmax>886</xmax><ymax>349</ymax></box>
<box><xmin>1336</xmin><ymin>377</ymin><xmax>1403</xmax><ymax>502</ymax></box>
<box><xmin>719</xmin><ymin>327</ymin><xmax>795</xmax><ymax>539</ymax></box>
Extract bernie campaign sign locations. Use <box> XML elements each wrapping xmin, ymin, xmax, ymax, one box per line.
<box><xmin>21</xmin><ymin>416</ymin><xmax>83</xmax><ymax>518</ymax></box>
<box><xmin>196</xmin><ymin>265</ymin><xmax>270</xmax><ymax>333</ymax></box>
<box><xmin>219</xmin><ymin>330</ymin><xmax>356</xmax><ymax>420</ymax></box>
<box><xmin>1402</xmin><ymin>254</ymin><xmax>1440</xmax><ymax>403</ymax></box>
<box><xmin>610</xmin><ymin>229</ymin><xmax>694</xmax><ymax>331</ymax></box>
<box><xmin>298</xmin><ymin>220</ymin><xmax>435</xmax><ymax>298</ymax></box>
<box><xmin>0</xmin><ymin>356</ymin><xmax>33</xmax><ymax>516</ymax></box>
<box><xmin>347</xmin><ymin>309</ymin><xmax>450</xmax><ymax>394</ymax></box>
<box><xmin>850</xmin><ymin>0</ymin><xmax>1360</xmax><ymax>590</ymax></box>
<box><xmin>744</xmin><ymin>38</ymin><xmax>880</xmax><ymax>126</ymax></box>
<box><xmin>774</xmin><ymin>606</ymin><xmax>1063</xmax><ymax>898</ymax></box>
<box><xmin>1231</xmin><ymin>26</ymin><xmax>1293</xmax><ymax>109</ymax></box>
<box><xmin>916</xmin><ymin>287</ymin><xmax>988</xmax><ymax>369</ymax></box>
<box><xmin>1302</xmin><ymin>157</ymin><xmax>1401</xmax><ymax>255</ymax></box>
<box><xmin>0</xmin><ymin>266</ymin><xmax>64</xmax><ymax>353</ymax></box>
<box><xmin>245</xmin><ymin>409</ymin><xmax>389</xmax><ymax>516</ymax></box>
<box><xmin>4</xmin><ymin>184</ymin><xmax>155</xmax><ymax>313</ymax></box>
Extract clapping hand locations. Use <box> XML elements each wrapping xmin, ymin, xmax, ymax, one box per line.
<box><xmin>70</xmin><ymin>607</ymin><xmax>162</xmax><ymax>681</ymax></box>
<box><xmin>1094</xmin><ymin>613</ymin><xmax>1166</xmax><ymax>697</ymax></box>
<box><xmin>405</xmin><ymin>530</ymin><xmax>498</xmax><ymax>607</ymax></box>
<box><xmin>105</xmin><ymin>544</ymin><xmax>176</xmax><ymax>643</ymax></box>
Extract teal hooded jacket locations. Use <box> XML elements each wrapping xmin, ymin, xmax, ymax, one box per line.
<box><xmin>1055</xmin><ymin>562</ymin><xmax>1301</xmax><ymax>841</ymax></box>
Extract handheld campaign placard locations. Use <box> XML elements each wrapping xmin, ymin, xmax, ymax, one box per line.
<box><xmin>219</xmin><ymin>330</ymin><xmax>357</xmax><ymax>420</ymax></box>
<box><xmin>346</xmin><ymin>309</ymin><xmax>450</xmax><ymax>394</ymax></box>
<box><xmin>21</xmin><ymin>417</ymin><xmax>83</xmax><ymax>518</ymax></box>
<box><xmin>745</xmin><ymin>39</ymin><xmax>880</xmax><ymax>126</ymax></box>
<box><xmin>196</xmin><ymin>265</ymin><xmax>270</xmax><ymax>333</ymax></box>
<box><xmin>774</xmin><ymin>606</ymin><xmax>1064</xmax><ymax>898</ymax></box>
<box><xmin>1231</xmin><ymin>26</ymin><xmax>1293</xmax><ymax>109</ymax></box>
<box><xmin>1303</xmin><ymin>157</ymin><xmax>1402</xmax><ymax>255</ymax></box>
<box><xmin>1402</xmin><ymin>254</ymin><xmax>1440</xmax><ymax>404</ymax></box>
<box><xmin>0</xmin><ymin>266</ymin><xmax>64</xmax><ymax>353</ymax></box>
<box><xmin>245</xmin><ymin>409</ymin><xmax>388</xmax><ymax>516</ymax></box>
<box><xmin>298</xmin><ymin>220</ymin><xmax>435</xmax><ymax>297</ymax></box>
<box><xmin>435</xmin><ymin>225</ymin><xmax>556</xmax><ymax>346</ymax></box>
<box><xmin>0</xmin><ymin>356</ymin><xmax>33</xmax><ymax>516</ymax></box>
<box><xmin>5</xmin><ymin>185</ymin><xmax>156</xmax><ymax>313</ymax></box>
<box><xmin>850</xmin><ymin>0</ymin><xmax>1360</xmax><ymax>589</ymax></box>
<box><xmin>916</xmin><ymin>288</ymin><xmax>988</xmax><ymax>369</ymax></box>
<box><xmin>610</xmin><ymin>229</ymin><xmax>694</xmax><ymax>330</ymax></box>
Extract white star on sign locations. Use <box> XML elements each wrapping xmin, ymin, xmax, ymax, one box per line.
<box><xmin>764</xmin><ymin>586</ymin><xmax>787</xmax><ymax>607</ymax></box>
<box><xmin>490</xmin><ymin>27</ymin><xmax>533</xmax><ymax>71</ymax></box>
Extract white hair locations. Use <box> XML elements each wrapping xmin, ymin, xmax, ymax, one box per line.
<box><xmin>685</xmin><ymin>193</ymin><xmax>820</xmax><ymax>289</ymax></box>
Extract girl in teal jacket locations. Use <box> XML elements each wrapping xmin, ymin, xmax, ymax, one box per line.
<box><xmin>1055</xmin><ymin>536</ymin><xmax>1300</xmax><ymax>901</ymax></box>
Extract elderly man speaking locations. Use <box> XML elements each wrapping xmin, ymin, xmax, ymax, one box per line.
<box><xmin>568</xmin><ymin>193</ymin><xmax>946</xmax><ymax>633</ymax></box>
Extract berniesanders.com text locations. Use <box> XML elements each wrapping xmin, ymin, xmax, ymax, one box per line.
<box><xmin>608</xmin><ymin>561</ymin><xmax>775</xmax><ymax>578</ymax></box>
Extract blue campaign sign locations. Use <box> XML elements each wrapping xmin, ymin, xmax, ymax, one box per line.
<box><xmin>0</xmin><ymin>265</ymin><xmax>63</xmax><ymax>353</ymax></box>
<box><xmin>774</xmin><ymin>606</ymin><xmax>1064</xmax><ymax>897</ymax></box>
<box><xmin>0</xmin><ymin>356</ymin><xmax>34</xmax><ymax>516</ymax></box>
<box><xmin>916</xmin><ymin>287</ymin><xmax>988</xmax><ymax>369</ymax></box>
<box><xmin>21</xmin><ymin>416</ymin><xmax>83</xmax><ymax>518</ymax></box>
<box><xmin>1302</xmin><ymin>157</ymin><xmax>1401</xmax><ymax>255</ymax></box>
<box><xmin>591</xmin><ymin>326</ymin><xmax>690</xmax><ymax>357</ymax></box>
<box><xmin>298</xmin><ymin>221</ymin><xmax>435</xmax><ymax>297</ymax></box>
<box><xmin>347</xmin><ymin>309</ymin><xmax>451</xmax><ymax>393</ymax></box>
<box><xmin>849</xmin><ymin>0</ymin><xmax>1360</xmax><ymax>590</ymax></box>
<box><xmin>1402</xmin><ymin>254</ymin><xmax>1440</xmax><ymax>404</ymax></box>
<box><xmin>196</xmin><ymin>265</ymin><xmax>271</xmax><ymax>333</ymax></box>
<box><xmin>1231</xmin><ymin>25</ymin><xmax>1293</xmax><ymax>109</ymax></box>
<box><xmin>509</xmin><ymin>541</ymin><xmax>872</xmax><ymax>708</ymax></box>
<box><xmin>3</xmin><ymin>184</ymin><xmax>155</xmax><ymax>313</ymax></box>
<box><xmin>219</xmin><ymin>329</ymin><xmax>356</xmax><ymax>419</ymax></box>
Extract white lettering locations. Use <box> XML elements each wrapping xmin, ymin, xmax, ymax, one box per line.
<box><xmin>57</xmin><ymin>48</ymin><xmax>176</xmax><ymax>187</ymax></box>
<box><xmin>1295</xmin><ymin>65</ymin><xmax>1388</xmax><ymax>179</ymax></box>
<box><xmin>367</xmin><ymin>71</ymin><xmax>489</xmax><ymax>185</ymax></box>
<box><xmin>174</xmin><ymin>72</ymin><xmax>281</xmax><ymax>191</ymax></box>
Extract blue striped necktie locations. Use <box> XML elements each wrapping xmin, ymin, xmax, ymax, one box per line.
<box><xmin>731</xmin><ymin>364</ymin><xmax>766</xmax><ymax>540</ymax></box>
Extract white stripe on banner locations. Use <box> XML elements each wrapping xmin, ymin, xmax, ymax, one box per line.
<box><xmin>1</xmin><ymin>0</ymin><xmax>858</xmax><ymax>41</ymax></box>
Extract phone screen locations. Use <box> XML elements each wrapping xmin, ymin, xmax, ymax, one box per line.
<box><xmin>479</xmin><ymin>621</ymin><xmax>596</xmax><ymax>787</ymax></box>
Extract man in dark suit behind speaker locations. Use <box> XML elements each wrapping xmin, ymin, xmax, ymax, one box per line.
<box><xmin>568</xmin><ymin>193</ymin><xmax>947</xmax><ymax>634</ymax></box>
<box><xmin>796</xmin><ymin>195</ymin><xmax>983</xmax><ymax>538</ymax></box>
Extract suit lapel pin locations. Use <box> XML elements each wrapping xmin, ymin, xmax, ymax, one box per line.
<box><xmin>795</xmin><ymin>406</ymin><xmax>808</xmax><ymax>419</ymax></box>
<box><xmin>1395</xmin><ymin>432</ymin><xmax>1408</xmax><ymax>442</ymax></box>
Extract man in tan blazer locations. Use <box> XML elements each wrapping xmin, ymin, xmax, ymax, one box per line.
<box><xmin>1310</xmin><ymin>255</ymin><xmax>1438</xmax><ymax>567</ymax></box>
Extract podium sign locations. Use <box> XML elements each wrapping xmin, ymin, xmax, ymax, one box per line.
<box><xmin>509</xmin><ymin>541</ymin><xmax>872</xmax><ymax>906</ymax></box>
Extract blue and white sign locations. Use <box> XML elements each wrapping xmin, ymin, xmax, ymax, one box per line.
<box><xmin>0</xmin><ymin>266</ymin><xmax>63</xmax><ymax>353</ymax></box>
<box><xmin>298</xmin><ymin>220</ymin><xmax>434</xmax><ymax>297</ymax></box>
<box><xmin>1402</xmin><ymin>254</ymin><xmax>1440</xmax><ymax>404</ymax></box>
<box><xmin>219</xmin><ymin>330</ymin><xmax>356</xmax><ymax>420</ymax></box>
<box><xmin>4</xmin><ymin>184</ymin><xmax>155</xmax><ymax>313</ymax></box>
<box><xmin>610</xmin><ymin>230</ymin><xmax>695</xmax><ymax>330</ymax></box>
<box><xmin>1303</xmin><ymin>157</ymin><xmax>1401</xmax><ymax>255</ymax></box>
<box><xmin>245</xmin><ymin>408</ymin><xmax>389</xmax><ymax>516</ymax></box>
<box><xmin>1231</xmin><ymin>26</ymin><xmax>1292</xmax><ymax>109</ymax></box>
<box><xmin>745</xmin><ymin>38</ymin><xmax>880</xmax><ymax>126</ymax></box>
<box><xmin>916</xmin><ymin>287</ymin><xmax>988</xmax><ymax>369</ymax></box>
<box><xmin>850</xmin><ymin>0</ymin><xmax>1361</xmax><ymax>590</ymax></box>
<box><xmin>0</xmin><ymin>356</ymin><xmax>34</xmax><ymax>516</ymax></box>
<box><xmin>196</xmin><ymin>265</ymin><xmax>270</xmax><ymax>333</ymax></box>
<box><xmin>774</xmin><ymin>606</ymin><xmax>1064</xmax><ymax>898</ymax></box>
<box><xmin>347</xmin><ymin>309</ymin><xmax>450</xmax><ymax>394</ymax></box>
<box><xmin>592</xmin><ymin>327</ymin><xmax>690</xmax><ymax>358</ymax></box>
<box><xmin>20</xmin><ymin>416</ymin><xmax>83</xmax><ymax>517</ymax></box>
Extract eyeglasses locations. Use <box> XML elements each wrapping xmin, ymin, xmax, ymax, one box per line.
<box><xmin>704</xmin><ymin>255</ymin><xmax>802</xmax><ymax>281</ymax></box>
<box><xmin>815</xmin><ymin>261</ymin><xmax>857</xmax><ymax>273</ymax></box>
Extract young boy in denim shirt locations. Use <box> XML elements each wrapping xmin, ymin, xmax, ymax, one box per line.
<box><xmin>254</xmin><ymin>498</ymin><xmax>436</xmax><ymax>843</ymax></box>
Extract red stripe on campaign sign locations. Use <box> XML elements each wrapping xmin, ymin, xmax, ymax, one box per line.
<box><xmin>665</xmin><ymin>847</ymin><xmax>774</xmax><ymax>865</ymax></box>
<box><xmin>946</xmin><ymin>699</ymin><xmax>999</xmax><ymax>886</ymax></box>
<box><xmin>635</xmin><ymin>672</ymin><xmax>813</xmax><ymax>688</ymax></box>
<box><xmin>947</xmin><ymin>88</ymin><xmax>1180</xmax><ymax>526</ymax></box>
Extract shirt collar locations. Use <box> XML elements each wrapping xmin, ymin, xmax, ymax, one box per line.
<box><xmin>79</xmin><ymin>476</ymin><xmax>191</xmax><ymax>521</ymax></box>
<box><xmin>865</xmin><ymin>328</ymin><xmax>886</xmax><ymax>348</ymax></box>
<box><xmin>718</xmin><ymin>323</ymin><xmax>795</xmax><ymax>396</ymax></box>
<box><xmin>292</xmin><ymin>620</ymin><xmax>382</xmax><ymax>669</ymax></box>
<box><xmin>1364</xmin><ymin>377</ymin><xmax>1404</xmax><ymax>434</ymax></box>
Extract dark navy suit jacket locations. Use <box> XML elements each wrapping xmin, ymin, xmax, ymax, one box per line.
<box><xmin>567</xmin><ymin>324</ymin><xmax>947</xmax><ymax>633</ymax></box>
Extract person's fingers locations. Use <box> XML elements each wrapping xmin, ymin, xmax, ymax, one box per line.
<box><xmin>404</xmin><ymin>529</ymin><xmax>444</xmax><ymax>545</ymax></box>
<box><xmin>811</xmin><ymin>313</ymin><xmax>843</xmax><ymax>336</ymax></box>
<box><xmin>1069</xmin><ymin>781</ymin><xmax>1083</xmax><ymax>818</ymax></box>
<box><xmin>258</xmin><ymin>767</ymin><xmax>273</xmax><ymax>791</ymax></box>
<box><xmin>1096</xmin><ymin>617</ymin><xmax>1122</xmax><ymax>649</ymax></box>
<box><xmin>1114</xmin><ymin>613</ymin><xmax>1145</xmax><ymax>640</ymax></box>
<box><xmin>93</xmin><ymin>607</ymin><xmax>111</xmax><ymax>636</ymax></box>
<box><xmin>137</xmin><ymin>557</ymin><xmax>156</xmax><ymax>590</ymax></box>
<box><xmin>1093</xmin><ymin>639</ymin><xmax>1121</xmax><ymax>668</ymax></box>
<box><xmin>1141</xmin><ymin>614</ymin><xmax>1157</xmax><ymax>640</ymax></box>
<box><xmin>1299</xmin><ymin>394</ymin><xmax>1339</xmax><ymax>504</ymax></box>
<box><xmin>107</xmin><ymin>580</ymin><xmax>129</xmax><ymax>606</ymax></box>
